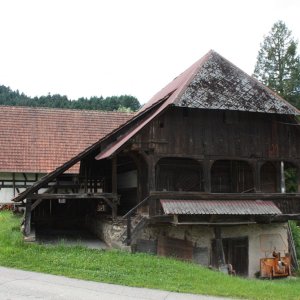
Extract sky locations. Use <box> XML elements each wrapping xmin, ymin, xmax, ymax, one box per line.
<box><xmin>0</xmin><ymin>0</ymin><xmax>299</xmax><ymax>105</ymax></box>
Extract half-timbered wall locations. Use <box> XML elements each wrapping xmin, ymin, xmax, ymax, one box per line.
<box><xmin>0</xmin><ymin>172</ymin><xmax>46</xmax><ymax>204</ymax></box>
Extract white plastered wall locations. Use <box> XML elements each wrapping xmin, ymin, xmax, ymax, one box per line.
<box><xmin>0</xmin><ymin>172</ymin><xmax>46</xmax><ymax>204</ymax></box>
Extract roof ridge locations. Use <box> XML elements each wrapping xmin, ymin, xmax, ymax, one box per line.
<box><xmin>172</xmin><ymin>50</ymin><xmax>213</xmax><ymax>106</ymax></box>
<box><xmin>139</xmin><ymin>50</ymin><xmax>214</xmax><ymax>112</ymax></box>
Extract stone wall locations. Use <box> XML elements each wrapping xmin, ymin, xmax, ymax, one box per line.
<box><xmin>137</xmin><ymin>222</ymin><xmax>288</xmax><ymax>277</ymax></box>
<box><xmin>86</xmin><ymin>215</ymin><xmax>127</xmax><ymax>247</ymax></box>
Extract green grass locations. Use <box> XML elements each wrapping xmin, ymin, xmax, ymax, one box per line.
<box><xmin>1</xmin><ymin>211</ymin><xmax>300</xmax><ymax>300</ymax></box>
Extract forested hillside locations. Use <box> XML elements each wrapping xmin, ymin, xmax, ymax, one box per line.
<box><xmin>0</xmin><ymin>85</ymin><xmax>140</xmax><ymax>112</ymax></box>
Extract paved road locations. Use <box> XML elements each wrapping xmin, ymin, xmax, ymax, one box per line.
<box><xmin>0</xmin><ymin>266</ymin><xmax>232</xmax><ymax>300</ymax></box>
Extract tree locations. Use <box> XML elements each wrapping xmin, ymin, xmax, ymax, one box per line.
<box><xmin>253</xmin><ymin>21</ymin><xmax>300</xmax><ymax>108</ymax></box>
<box><xmin>0</xmin><ymin>84</ymin><xmax>141</xmax><ymax>111</ymax></box>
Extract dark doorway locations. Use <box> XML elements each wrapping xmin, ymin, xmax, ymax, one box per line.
<box><xmin>212</xmin><ymin>236</ymin><xmax>249</xmax><ymax>276</ymax></box>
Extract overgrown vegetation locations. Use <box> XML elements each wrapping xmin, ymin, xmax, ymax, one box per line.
<box><xmin>285</xmin><ymin>167</ymin><xmax>298</xmax><ymax>193</ymax></box>
<box><xmin>1</xmin><ymin>212</ymin><xmax>300</xmax><ymax>300</ymax></box>
<box><xmin>0</xmin><ymin>85</ymin><xmax>140</xmax><ymax>111</ymax></box>
<box><xmin>290</xmin><ymin>221</ymin><xmax>300</xmax><ymax>259</ymax></box>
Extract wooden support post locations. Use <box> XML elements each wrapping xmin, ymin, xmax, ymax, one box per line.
<box><xmin>126</xmin><ymin>215</ymin><xmax>131</xmax><ymax>245</ymax></box>
<box><xmin>12</xmin><ymin>172</ymin><xmax>16</xmax><ymax>197</ymax></box>
<box><xmin>213</xmin><ymin>227</ymin><xmax>226</xmax><ymax>267</ymax></box>
<box><xmin>253</xmin><ymin>161</ymin><xmax>262</xmax><ymax>193</ymax></box>
<box><xmin>280</xmin><ymin>161</ymin><xmax>286</xmax><ymax>193</ymax></box>
<box><xmin>297</xmin><ymin>163</ymin><xmax>300</xmax><ymax>193</ymax></box>
<box><xmin>112</xmin><ymin>204</ymin><xmax>117</xmax><ymax>221</ymax></box>
<box><xmin>110</xmin><ymin>156</ymin><xmax>118</xmax><ymax>221</ymax></box>
<box><xmin>147</xmin><ymin>155</ymin><xmax>156</xmax><ymax>192</ymax></box>
<box><xmin>24</xmin><ymin>199</ymin><xmax>32</xmax><ymax>236</ymax></box>
<box><xmin>112</xmin><ymin>156</ymin><xmax>117</xmax><ymax>195</ymax></box>
<box><xmin>203</xmin><ymin>160</ymin><xmax>213</xmax><ymax>193</ymax></box>
<box><xmin>146</xmin><ymin>154</ymin><xmax>156</xmax><ymax>216</ymax></box>
<box><xmin>84</xmin><ymin>164</ymin><xmax>88</xmax><ymax>193</ymax></box>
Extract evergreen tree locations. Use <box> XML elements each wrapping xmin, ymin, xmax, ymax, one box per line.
<box><xmin>0</xmin><ymin>85</ymin><xmax>140</xmax><ymax>111</ymax></box>
<box><xmin>253</xmin><ymin>21</ymin><xmax>300</xmax><ymax>108</ymax></box>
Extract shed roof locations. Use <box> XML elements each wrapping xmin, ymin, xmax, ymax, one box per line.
<box><xmin>160</xmin><ymin>200</ymin><xmax>282</xmax><ymax>215</ymax></box>
<box><xmin>0</xmin><ymin>106</ymin><xmax>133</xmax><ymax>173</ymax></box>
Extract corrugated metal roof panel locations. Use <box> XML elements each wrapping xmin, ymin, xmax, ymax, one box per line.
<box><xmin>160</xmin><ymin>200</ymin><xmax>282</xmax><ymax>215</ymax></box>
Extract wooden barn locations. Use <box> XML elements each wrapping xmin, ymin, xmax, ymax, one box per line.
<box><xmin>13</xmin><ymin>50</ymin><xmax>300</xmax><ymax>277</ymax></box>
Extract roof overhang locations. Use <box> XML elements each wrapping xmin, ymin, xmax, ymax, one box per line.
<box><xmin>160</xmin><ymin>199</ymin><xmax>282</xmax><ymax>215</ymax></box>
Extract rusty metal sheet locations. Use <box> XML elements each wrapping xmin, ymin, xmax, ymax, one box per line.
<box><xmin>160</xmin><ymin>200</ymin><xmax>282</xmax><ymax>215</ymax></box>
<box><xmin>157</xmin><ymin>236</ymin><xmax>193</xmax><ymax>260</ymax></box>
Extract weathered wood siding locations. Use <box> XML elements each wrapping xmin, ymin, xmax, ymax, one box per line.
<box><xmin>133</xmin><ymin>107</ymin><xmax>300</xmax><ymax>161</ymax></box>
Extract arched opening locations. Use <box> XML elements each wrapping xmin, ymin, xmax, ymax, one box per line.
<box><xmin>156</xmin><ymin>157</ymin><xmax>203</xmax><ymax>191</ymax></box>
<box><xmin>211</xmin><ymin>160</ymin><xmax>254</xmax><ymax>193</ymax></box>
<box><xmin>260</xmin><ymin>162</ymin><xmax>277</xmax><ymax>192</ymax></box>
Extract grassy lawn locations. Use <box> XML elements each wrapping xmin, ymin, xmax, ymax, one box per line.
<box><xmin>1</xmin><ymin>211</ymin><xmax>300</xmax><ymax>300</ymax></box>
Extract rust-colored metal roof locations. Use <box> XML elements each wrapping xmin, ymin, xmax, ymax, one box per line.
<box><xmin>0</xmin><ymin>106</ymin><xmax>133</xmax><ymax>173</ymax></box>
<box><xmin>160</xmin><ymin>200</ymin><xmax>282</xmax><ymax>215</ymax></box>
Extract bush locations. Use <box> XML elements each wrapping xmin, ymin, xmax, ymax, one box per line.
<box><xmin>289</xmin><ymin>221</ymin><xmax>300</xmax><ymax>259</ymax></box>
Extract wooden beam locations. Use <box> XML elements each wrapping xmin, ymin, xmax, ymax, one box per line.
<box><xmin>172</xmin><ymin>221</ymin><xmax>257</xmax><ymax>225</ymax></box>
<box><xmin>112</xmin><ymin>156</ymin><xmax>117</xmax><ymax>195</ymax></box>
<box><xmin>213</xmin><ymin>227</ymin><xmax>226</xmax><ymax>267</ymax></box>
<box><xmin>253</xmin><ymin>160</ymin><xmax>262</xmax><ymax>192</ymax></box>
<box><xmin>12</xmin><ymin>173</ymin><xmax>15</xmax><ymax>197</ymax></box>
<box><xmin>31</xmin><ymin>199</ymin><xmax>44</xmax><ymax>211</ymax></box>
<box><xmin>24</xmin><ymin>199</ymin><xmax>31</xmax><ymax>236</ymax></box>
<box><xmin>150</xmin><ymin>191</ymin><xmax>300</xmax><ymax>201</ymax></box>
<box><xmin>27</xmin><ymin>193</ymin><xmax>117</xmax><ymax>200</ymax></box>
<box><xmin>149</xmin><ymin>215</ymin><xmax>173</xmax><ymax>223</ymax></box>
<box><xmin>102</xmin><ymin>197</ymin><xmax>117</xmax><ymax>220</ymax></box>
<box><xmin>126</xmin><ymin>215</ymin><xmax>131</xmax><ymax>245</ymax></box>
<box><xmin>271</xmin><ymin>214</ymin><xmax>300</xmax><ymax>222</ymax></box>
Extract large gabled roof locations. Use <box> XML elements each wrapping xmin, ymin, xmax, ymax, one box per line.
<box><xmin>142</xmin><ymin>50</ymin><xmax>299</xmax><ymax>115</ymax></box>
<box><xmin>0</xmin><ymin>106</ymin><xmax>133</xmax><ymax>173</ymax></box>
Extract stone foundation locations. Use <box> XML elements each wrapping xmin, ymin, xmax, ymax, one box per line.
<box><xmin>85</xmin><ymin>214</ymin><xmax>289</xmax><ymax>277</ymax></box>
<box><xmin>137</xmin><ymin>222</ymin><xmax>289</xmax><ymax>277</ymax></box>
<box><xmin>86</xmin><ymin>214</ymin><xmax>127</xmax><ymax>248</ymax></box>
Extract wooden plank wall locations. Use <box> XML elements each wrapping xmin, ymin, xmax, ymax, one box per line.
<box><xmin>133</xmin><ymin>107</ymin><xmax>300</xmax><ymax>162</ymax></box>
